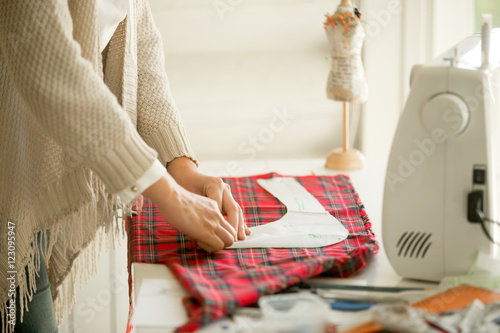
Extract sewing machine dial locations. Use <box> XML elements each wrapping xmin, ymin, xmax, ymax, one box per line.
<box><xmin>420</xmin><ymin>93</ymin><xmax>470</xmax><ymax>140</ymax></box>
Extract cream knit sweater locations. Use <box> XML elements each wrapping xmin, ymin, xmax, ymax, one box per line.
<box><xmin>0</xmin><ymin>0</ymin><xmax>195</xmax><ymax>330</ymax></box>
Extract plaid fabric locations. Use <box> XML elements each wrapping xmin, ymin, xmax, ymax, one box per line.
<box><xmin>127</xmin><ymin>172</ymin><xmax>379</xmax><ymax>332</ymax></box>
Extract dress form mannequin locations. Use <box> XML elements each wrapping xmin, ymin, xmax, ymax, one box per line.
<box><xmin>324</xmin><ymin>0</ymin><xmax>367</xmax><ymax>170</ymax></box>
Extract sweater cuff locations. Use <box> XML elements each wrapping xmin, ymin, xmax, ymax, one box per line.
<box><xmin>87</xmin><ymin>127</ymin><xmax>159</xmax><ymax>194</ymax></box>
<box><xmin>145</xmin><ymin>122</ymin><xmax>197</xmax><ymax>167</ymax></box>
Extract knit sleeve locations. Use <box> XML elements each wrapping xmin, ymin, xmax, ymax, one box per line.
<box><xmin>0</xmin><ymin>0</ymin><xmax>158</xmax><ymax>194</ymax></box>
<box><xmin>135</xmin><ymin>0</ymin><xmax>197</xmax><ymax>167</ymax></box>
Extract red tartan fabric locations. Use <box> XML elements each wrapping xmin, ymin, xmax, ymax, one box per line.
<box><xmin>127</xmin><ymin>172</ymin><xmax>379</xmax><ymax>332</ymax></box>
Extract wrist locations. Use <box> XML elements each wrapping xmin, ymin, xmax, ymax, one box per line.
<box><xmin>167</xmin><ymin>156</ymin><xmax>204</xmax><ymax>194</ymax></box>
<box><xmin>142</xmin><ymin>172</ymin><xmax>179</xmax><ymax>205</ymax></box>
<box><xmin>167</xmin><ymin>156</ymin><xmax>197</xmax><ymax>173</ymax></box>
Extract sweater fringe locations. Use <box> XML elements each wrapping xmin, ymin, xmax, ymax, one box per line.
<box><xmin>1</xmin><ymin>176</ymin><xmax>137</xmax><ymax>333</ymax></box>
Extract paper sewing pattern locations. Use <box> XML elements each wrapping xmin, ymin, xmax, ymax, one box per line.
<box><xmin>228</xmin><ymin>177</ymin><xmax>349</xmax><ymax>249</ymax></box>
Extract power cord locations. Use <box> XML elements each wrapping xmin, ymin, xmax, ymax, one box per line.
<box><xmin>476</xmin><ymin>210</ymin><xmax>500</xmax><ymax>245</ymax></box>
<box><xmin>468</xmin><ymin>190</ymin><xmax>500</xmax><ymax>246</ymax></box>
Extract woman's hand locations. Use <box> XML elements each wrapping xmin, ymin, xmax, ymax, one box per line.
<box><xmin>142</xmin><ymin>174</ymin><xmax>237</xmax><ymax>252</ymax></box>
<box><xmin>167</xmin><ymin>157</ymin><xmax>251</xmax><ymax>240</ymax></box>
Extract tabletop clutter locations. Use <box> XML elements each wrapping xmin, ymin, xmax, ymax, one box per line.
<box><xmin>226</xmin><ymin>283</ymin><xmax>500</xmax><ymax>333</ymax></box>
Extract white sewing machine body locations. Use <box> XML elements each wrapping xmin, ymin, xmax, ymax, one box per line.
<box><xmin>383</xmin><ymin>24</ymin><xmax>500</xmax><ymax>282</ymax></box>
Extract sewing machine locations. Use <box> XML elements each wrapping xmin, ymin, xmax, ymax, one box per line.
<box><xmin>383</xmin><ymin>15</ymin><xmax>500</xmax><ymax>282</ymax></box>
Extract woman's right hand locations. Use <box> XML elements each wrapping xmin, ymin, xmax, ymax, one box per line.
<box><xmin>142</xmin><ymin>174</ymin><xmax>236</xmax><ymax>252</ymax></box>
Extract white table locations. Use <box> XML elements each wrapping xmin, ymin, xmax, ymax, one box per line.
<box><xmin>130</xmin><ymin>158</ymin><xmax>438</xmax><ymax>333</ymax></box>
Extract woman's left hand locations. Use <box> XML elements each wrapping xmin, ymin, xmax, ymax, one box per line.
<box><xmin>167</xmin><ymin>157</ymin><xmax>251</xmax><ymax>240</ymax></box>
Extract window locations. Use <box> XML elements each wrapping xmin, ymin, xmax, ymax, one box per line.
<box><xmin>475</xmin><ymin>0</ymin><xmax>500</xmax><ymax>31</ymax></box>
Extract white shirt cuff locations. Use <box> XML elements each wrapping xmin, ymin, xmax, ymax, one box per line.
<box><xmin>117</xmin><ymin>159</ymin><xmax>166</xmax><ymax>203</ymax></box>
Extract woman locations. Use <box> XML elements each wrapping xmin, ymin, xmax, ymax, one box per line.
<box><xmin>0</xmin><ymin>1</ymin><xmax>249</xmax><ymax>332</ymax></box>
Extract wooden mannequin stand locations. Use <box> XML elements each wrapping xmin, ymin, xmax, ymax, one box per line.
<box><xmin>325</xmin><ymin>101</ymin><xmax>365</xmax><ymax>170</ymax></box>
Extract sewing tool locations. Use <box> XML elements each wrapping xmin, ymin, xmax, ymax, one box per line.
<box><xmin>383</xmin><ymin>14</ymin><xmax>500</xmax><ymax>281</ymax></box>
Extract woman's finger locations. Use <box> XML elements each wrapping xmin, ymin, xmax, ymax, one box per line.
<box><xmin>196</xmin><ymin>241</ymin><xmax>218</xmax><ymax>253</ymax></box>
<box><xmin>204</xmin><ymin>178</ymin><xmax>224</xmax><ymax>211</ymax></box>
<box><xmin>222</xmin><ymin>185</ymin><xmax>247</xmax><ymax>240</ymax></box>
<box><xmin>241</xmin><ymin>208</ymin><xmax>251</xmax><ymax>236</ymax></box>
<box><xmin>195</xmin><ymin>217</ymin><xmax>234</xmax><ymax>252</ymax></box>
<box><xmin>213</xmin><ymin>219</ymin><xmax>236</xmax><ymax>248</ymax></box>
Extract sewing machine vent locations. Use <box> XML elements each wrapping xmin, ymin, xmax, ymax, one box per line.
<box><xmin>396</xmin><ymin>231</ymin><xmax>432</xmax><ymax>258</ymax></box>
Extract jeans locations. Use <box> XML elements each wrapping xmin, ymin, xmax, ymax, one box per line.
<box><xmin>12</xmin><ymin>232</ymin><xmax>58</xmax><ymax>333</ymax></box>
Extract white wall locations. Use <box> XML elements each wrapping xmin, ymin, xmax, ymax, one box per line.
<box><xmin>361</xmin><ymin>0</ymin><xmax>475</xmax><ymax>159</ymax></box>
<box><xmin>151</xmin><ymin>0</ymin><xmax>349</xmax><ymax>163</ymax></box>
<box><xmin>360</xmin><ymin>0</ymin><xmax>404</xmax><ymax>159</ymax></box>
